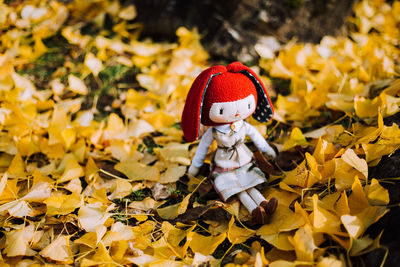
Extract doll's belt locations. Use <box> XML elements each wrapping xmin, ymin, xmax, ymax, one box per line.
<box><xmin>217</xmin><ymin>140</ymin><xmax>243</xmax><ymax>160</ymax></box>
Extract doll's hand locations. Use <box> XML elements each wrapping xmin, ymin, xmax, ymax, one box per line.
<box><xmin>263</xmin><ymin>149</ymin><xmax>277</xmax><ymax>161</ymax></box>
<box><xmin>188</xmin><ymin>164</ymin><xmax>200</xmax><ymax>176</ymax></box>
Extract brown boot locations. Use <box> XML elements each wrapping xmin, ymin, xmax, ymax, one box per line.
<box><xmin>260</xmin><ymin>197</ymin><xmax>278</xmax><ymax>215</ymax></box>
<box><xmin>251</xmin><ymin>206</ymin><xmax>267</xmax><ymax>224</ymax></box>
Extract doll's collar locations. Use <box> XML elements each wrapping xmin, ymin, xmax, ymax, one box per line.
<box><xmin>214</xmin><ymin>120</ymin><xmax>243</xmax><ymax>134</ymax></box>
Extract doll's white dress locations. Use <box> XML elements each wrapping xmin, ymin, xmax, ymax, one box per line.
<box><xmin>191</xmin><ymin>120</ymin><xmax>275</xmax><ymax>201</ymax></box>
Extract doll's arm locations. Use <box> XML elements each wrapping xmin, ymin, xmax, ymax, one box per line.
<box><xmin>245</xmin><ymin>122</ymin><xmax>277</xmax><ymax>159</ymax></box>
<box><xmin>188</xmin><ymin>128</ymin><xmax>214</xmax><ymax>176</ymax></box>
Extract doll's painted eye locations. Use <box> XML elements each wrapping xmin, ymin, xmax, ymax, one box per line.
<box><xmin>219</xmin><ymin>108</ymin><xmax>224</xmax><ymax>115</ymax></box>
<box><xmin>248</xmin><ymin>103</ymin><xmax>251</xmax><ymax>109</ymax></box>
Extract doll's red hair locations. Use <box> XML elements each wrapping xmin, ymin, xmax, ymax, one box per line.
<box><xmin>181</xmin><ymin>62</ymin><xmax>274</xmax><ymax>142</ymax></box>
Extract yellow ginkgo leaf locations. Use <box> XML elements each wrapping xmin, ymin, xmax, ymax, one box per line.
<box><xmin>259</xmin><ymin>232</ymin><xmax>294</xmax><ymax>251</ymax></box>
<box><xmin>258</xmin><ymin>204</ymin><xmax>306</xmax><ymax>250</ymax></box>
<box><xmin>378</xmin><ymin>123</ymin><xmax>400</xmax><ymax>145</ymax></box>
<box><xmin>21</xmin><ymin>181</ymin><xmax>51</xmax><ymax>202</ymax></box>
<box><xmin>341</xmin><ymin>214</ymin><xmax>364</xmax><ymax>239</ymax></box>
<box><xmin>68</xmin><ymin>74</ymin><xmax>88</xmax><ymax>95</ymax></box>
<box><xmin>156</xmin><ymin>142</ymin><xmax>191</xmax><ymax>165</ymax></box>
<box><xmin>282</xmin><ymin>160</ymin><xmax>309</xmax><ymax>188</ymax></box>
<box><xmin>348</xmin><ymin>176</ymin><xmax>371</xmax><ymax>214</ymax></box>
<box><xmin>290</xmin><ymin>224</ymin><xmax>317</xmax><ymax>261</ymax></box>
<box><xmin>366</xmin><ymin>178</ymin><xmax>389</xmax><ymax>205</ymax></box>
<box><xmin>156</xmin><ymin>193</ymin><xmax>191</xmax><ymax>220</ymax></box>
<box><xmin>312</xmin><ymin>194</ymin><xmax>341</xmax><ymax>234</ymax></box>
<box><xmin>104</xmin><ymin>113</ymin><xmax>126</xmax><ymax>140</ymax></box>
<box><xmin>162</xmin><ymin>221</ymin><xmax>195</xmax><ymax>247</ymax></box>
<box><xmin>356</xmin><ymin>113</ymin><xmax>384</xmax><ymax>144</ymax></box>
<box><xmin>305</xmin><ymin>153</ymin><xmax>322</xmax><ymax>187</ymax></box>
<box><xmin>3</xmin><ymin>224</ymin><xmax>36</xmax><ymax>257</ymax></box>
<box><xmin>341</xmin><ymin>149</ymin><xmax>368</xmax><ymax>178</ymax></box>
<box><xmin>142</xmin><ymin>111</ymin><xmax>176</xmax><ymax>131</ymax></box>
<box><xmin>129</xmin><ymin>197</ymin><xmax>164</xmax><ymax>211</ymax></box>
<box><xmin>102</xmin><ymin>222</ymin><xmax>136</xmax><ymax>247</ymax></box>
<box><xmin>270</xmin><ymin>58</ymin><xmax>294</xmax><ymax>79</ymax></box>
<box><xmin>84</xmin><ymin>52</ymin><xmax>103</xmax><ymax>76</ymax></box>
<box><xmin>40</xmin><ymin>235</ymin><xmax>73</xmax><ymax>264</ymax></box>
<box><xmin>159</xmin><ymin>165</ymin><xmax>187</xmax><ymax>184</ymax></box>
<box><xmin>283</xmin><ymin>127</ymin><xmax>308</xmax><ymax>151</ymax></box>
<box><xmin>11</xmin><ymin>72</ymin><xmax>36</xmax><ymax>101</ymax></box>
<box><xmin>316</xmin><ymin>256</ymin><xmax>344</xmax><ymax>267</ymax></box>
<box><xmin>110</xmin><ymin>239</ymin><xmax>129</xmax><ymax>264</ymax></box>
<box><xmin>7</xmin><ymin>153</ymin><xmax>25</xmax><ymax>178</ymax></box>
<box><xmin>0</xmin><ymin>173</ymin><xmax>8</xmax><ymax>198</ymax></box>
<box><xmin>188</xmin><ymin>232</ymin><xmax>226</xmax><ymax>255</ymax></box>
<box><xmin>78</xmin><ymin>203</ymin><xmax>110</xmax><ymax>232</ymax></box>
<box><xmin>81</xmin><ymin>242</ymin><xmax>115</xmax><ymax>267</ymax></box>
<box><xmin>126</xmin><ymin>254</ymin><xmax>159</xmax><ymax>266</ymax></box>
<box><xmin>59</xmin><ymin>155</ymin><xmax>84</xmax><ymax>183</ymax></box>
<box><xmin>257</xmin><ymin>205</ymin><xmax>306</xmax><ymax>235</ymax></box>
<box><xmin>44</xmin><ymin>193</ymin><xmax>83</xmax><ymax>216</ymax></box>
<box><xmin>335</xmin><ymin>191</ymin><xmax>351</xmax><ymax>216</ymax></box>
<box><xmin>0</xmin><ymin>199</ymin><xmax>32</xmax><ymax>217</ymax></box>
<box><xmin>64</xmin><ymin>178</ymin><xmax>82</xmax><ymax>195</ymax></box>
<box><xmin>115</xmin><ymin>161</ymin><xmax>160</xmax><ymax>181</ymax></box>
<box><xmin>50</xmin><ymin>78</ymin><xmax>65</xmax><ymax>96</ymax></box>
<box><xmin>151</xmin><ymin>236</ymin><xmax>178</xmax><ymax>260</ymax></box>
<box><xmin>33</xmin><ymin>36</ymin><xmax>48</xmax><ymax>59</ymax></box>
<box><xmin>354</xmin><ymin>95</ymin><xmax>379</xmax><ymax>118</ymax></box>
<box><xmin>128</xmin><ymin>119</ymin><xmax>155</xmax><ymax>137</ymax></box>
<box><xmin>349</xmin><ymin>235</ymin><xmax>374</xmax><ymax>256</ymax></box>
<box><xmin>74</xmin><ymin>232</ymin><xmax>98</xmax><ymax>249</ymax></box>
<box><xmin>380</xmin><ymin>93</ymin><xmax>400</xmax><ymax>117</ymax></box>
<box><xmin>61</xmin><ymin>128</ymin><xmax>76</xmax><ymax>150</ymax></box>
<box><xmin>108</xmin><ymin>179</ymin><xmax>133</xmax><ymax>200</ymax></box>
<box><xmin>85</xmin><ymin>156</ymin><xmax>99</xmax><ymax>183</ymax></box>
<box><xmin>362</xmin><ymin>143</ymin><xmax>396</xmax><ymax>166</ymax></box>
<box><xmin>269</xmin><ymin>260</ymin><xmax>298</xmax><ymax>267</ymax></box>
<box><xmin>333</xmin><ymin>159</ymin><xmax>360</xmax><ymax>190</ymax></box>
<box><xmin>228</xmin><ymin>216</ymin><xmax>256</xmax><ymax>244</ymax></box>
<box><xmin>341</xmin><ymin>206</ymin><xmax>388</xmax><ymax>239</ymax></box>
<box><xmin>118</xmin><ymin>5</ymin><xmax>136</xmax><ymax>20</ymax></box>
<box><xmin>0</xmin><ymin>178</ymin><xmax>19</xmax><ymax>204</ymax></box>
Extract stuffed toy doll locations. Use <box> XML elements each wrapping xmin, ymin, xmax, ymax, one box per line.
<box><xmin>181</xmin><ymin>62</ymin><xmax>278</xmax><ymax>224</ymax></box>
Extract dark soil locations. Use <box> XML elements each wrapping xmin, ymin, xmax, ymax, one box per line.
<box><xmin>133</xmin><ymin>0</ymin><xmax>355</xmax><ymax>61</ymax></box>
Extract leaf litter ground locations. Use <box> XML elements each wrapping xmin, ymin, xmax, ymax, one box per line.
<box><xmin>0</xmin><ymin>0</ymin><xmax>399</xmax><ymax>266</ymax></box>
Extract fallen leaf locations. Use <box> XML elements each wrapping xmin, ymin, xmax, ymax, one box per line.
<box><xmin>78</xmin><ymin>202</ymin><xmax>111</xmax><ymax>232</ymax></box>
<box><xmin>40</xmin><ymin>235</ymin><xmax>73</xmax><ymax>264</ymax></box>
<box><xmin>3</xmin><ymin>224</ymin><xmax>36</xmax><ymax>257</ymax></box>
<box><xmin>366</xmin><ymin>178</ymin><xmax>389</xmax><ymax>205</ymax></box>
<box><xmin>187</xmin><ymin>232</ymin><xmax>226</xmax><ymax>255</ymax></box>
<box><xmin>290</xmin><ymin>224</ymin><xmax>317</xmax><ymax>261</ymax></box>
<box><xmin>44</xmin><ymin>193</ymin><xmax>83</xmax><ymax>216</ymax></box>
<box><xmin>159</xmin><ymin>165</ymin><xmax>187</xmax><ymax>184</ymax></box>
<box><xmin>228</xmin><ymin>216</ymin><xmax>256</xmax><ymax>244</ymax></box>
<box><xmin>156</xmin><ymin>193</ymin><xmax>191</xmax><ymax>220</ymax></box>
<box><xmin>283</xmin><ymin>127</ymin><xmax>309</xmax><ymax>151</ymax></box>
<box><xmin>68</xmin><ymin>74</ymin><xmax>88</xmax><ymax>95</ymax></box>
<box><xmin>341</xmin><ymin>149</ymin><xmax>368</xmax><ymax>178</ymax></box>
<box><xmin>115</xmin><ymin>161</ymin><xmax>160</xmax><ymax>181</ymax></box>
<box><xmin>84</xmin><ymin>52</ymin><xmax>103</xmax><ymax>76</ymax></box>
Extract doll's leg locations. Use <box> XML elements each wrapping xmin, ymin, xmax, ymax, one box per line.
<box><xmin>239</xmin><ymin>191</ymin><xmax>267</xmax><ymax>224</ymax></box>
<box><xmin>246</xmin><ymin>188</ymin><xmax>266</xmax><ymax>205</ymax></box>
<box><xmin>238</xmin><ymin>191</ymin><xmax>257</xmax><ymax>212</ymax></box>
<box><xmin>247</xmin><ymin>188</ymin><xmax>278</xmax><ymax>215</ymax></box>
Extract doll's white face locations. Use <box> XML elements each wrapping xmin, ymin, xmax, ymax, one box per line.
<box><xmin>209</xmin><ymin>94</ymin><xmax>256</xmax><ymax>123</ymax></box>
